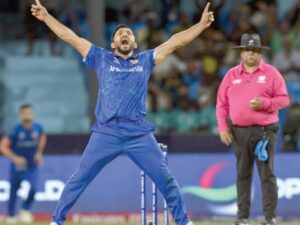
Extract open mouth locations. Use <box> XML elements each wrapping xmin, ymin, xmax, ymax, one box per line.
<box><xmin>121</xmin><ymin>40</ymin><xmax>129</xmax><ymax>45</ymax></box>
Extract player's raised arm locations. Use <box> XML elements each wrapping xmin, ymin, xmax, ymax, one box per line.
<box><xmin>154</xmin><ymin>2</ymin><xmax>214</xmax><ymax>65</ymax></box>
<box><xmin>31</xmin><ymin>0</ymin><xmax>91</xmax><ymax>58</ymax></box>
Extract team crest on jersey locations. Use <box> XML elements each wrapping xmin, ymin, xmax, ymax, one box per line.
<box><xmin>257</xmin><ymin>75</ymin><xmax>266</xmax><ymax>83</ymax></box>
<box><xmin>18</xmin><ymin>132</ymin><xmax>25</xmax><ymax>140</ymax></box>
<box><xmin>31</xmin><ymin>131</ymin><xmax>38</xmax><ymax>139</ymax></box>
<box><xmin>130</xmin><ymin>59</ymin><xmax>138</xmax><ymax>64</ymax></box>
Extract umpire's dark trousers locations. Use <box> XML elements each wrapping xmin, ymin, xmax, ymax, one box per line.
<box><xmin>231</xmin><ymin>123</ymin><xmax>278</xmax><ymax>221</ymax></box>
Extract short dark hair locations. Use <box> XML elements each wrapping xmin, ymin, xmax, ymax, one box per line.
<box><xmin>111</xmin><ymin>24</ymin><xmax>132</xmax><ymax>42</ymax></box>
<box><xmin>20</xmin><ymin>104</ymin><xmax>32</xmax><ymax>111</ymax></box>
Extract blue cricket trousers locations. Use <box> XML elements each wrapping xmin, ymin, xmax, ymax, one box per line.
<box><xmin>52</xmin><ymin>132</ymin><xmax>190</xmax><ymax>225</ymax></box>
<box><xmin>8</xmin><ymin>166</ymin><xmax>38</xmax><ymax>216</ymax></box>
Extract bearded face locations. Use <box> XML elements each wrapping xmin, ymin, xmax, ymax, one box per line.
<box><xmin>111</xmin><ymin>28</ymin><xmax>137</xmax><ymax>56</ymax></box>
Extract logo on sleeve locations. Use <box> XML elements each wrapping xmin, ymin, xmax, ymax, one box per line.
<box><xmin>257</xmin><ymin>75</ymin><xmax>266</xmax><ymax>83</ymax></box>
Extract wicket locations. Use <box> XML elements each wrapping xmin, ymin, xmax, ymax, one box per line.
<box><xmin>140</xmin><ymin>143</ymin><xmax>169</xmax><ymax>225</ymax></box>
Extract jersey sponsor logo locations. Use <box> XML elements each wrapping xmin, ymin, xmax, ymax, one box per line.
<box><xmin>16</xmin><ymin>140</ymin><xmax>38</xmax><ymax>147</ymax></box>
<box><xmin>257</xmin><ymin>75</ymin><xmax>266</xmax><ymax>83</ymax></box>
<box><xmin>109</xmin><ymin>65</ymin><xmax>143</xmax><ymax>73</ymax></box>
<box><xmin>232</xmin><ymin>79</ymin><xmax>242</xmax><ymax>84</ymax></box>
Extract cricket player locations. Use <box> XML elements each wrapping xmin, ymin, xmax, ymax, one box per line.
<box><xmin>30</xmin><ymin>1</ymin><xmax>215</xmax><ymax>225</ymax></box>
<box><xmin>0</xmin><ymin>104</ymin><xmax>47</xmax><ymax>223</ymax></box>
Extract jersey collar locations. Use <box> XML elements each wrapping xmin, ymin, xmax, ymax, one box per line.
<box><xmin>113</xmin><ymin>51</ymin><xmax>137</xmax><ymax>61</ymax></box>
<box><xmin>238</xmin><ymin>59</ymin><xmax>267</xmax><ymax>74</ymax></box>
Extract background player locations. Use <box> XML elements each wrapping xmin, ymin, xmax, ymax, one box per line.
<box><xmin>0</xmin><ymin>104</ymin><xmax>47</xmax><ymax>223</ymax></box>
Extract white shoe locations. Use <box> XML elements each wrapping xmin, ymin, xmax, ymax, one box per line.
<box><xmin>50</xmin><ymin>222</ymin><xmax>59</xmax><ymax>225</ymax></box>
<box><xmin>18</xmin><ymin>210</ymin><xmax>33</xmax><ymax>223</ymax></box>
<box><xmin>6</xmin><ymin>217</ymin><xmax>18</xmax><ymax>224</ymax></box>
<box><xmin>186</xmin><ymin>221</ymin><xmax>195</xmax><ymax>225</ymax></box>
<box><xmin>233</xmin><ymin>218</ymin><xmax>250</xmax><ymax>225</ymax></box>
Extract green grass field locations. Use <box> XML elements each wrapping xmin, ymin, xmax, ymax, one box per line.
<box><xmin>4</xmin><ymin>222</ymin><xmax>300</xmax><ymax>225</ymax></box>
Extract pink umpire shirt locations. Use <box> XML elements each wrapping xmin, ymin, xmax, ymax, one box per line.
<box><xmin>216</xmin><ymin>59</ymin><xmax>290</xmax><ymax>132</ymax></box>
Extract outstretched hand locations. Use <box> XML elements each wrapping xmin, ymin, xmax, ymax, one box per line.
<box><xmin>199</xmin><ymin>2</ymin><xmax>214</xmax><ymax>29</ymax></box>
<box><xmin>31</xmin><ymin>0</ymin><xmax>48</xmax><ymax>21</ymax></box>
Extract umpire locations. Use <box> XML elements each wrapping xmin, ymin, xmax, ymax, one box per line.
<box><xmin>216</xmin><ymin>34</ymin><xmax>290</xmax><ymax>225</ymax></box>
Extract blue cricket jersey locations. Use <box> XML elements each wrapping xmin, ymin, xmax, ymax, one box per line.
<box><xmin>84</xmin><ymin>44</ymin><xmax>156</xmax><ymax>136</ymax></box>
<box><xmin>7</xmin><ymin>123</ymin><xmax>44</xmax><ymax>169</ymax></box>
